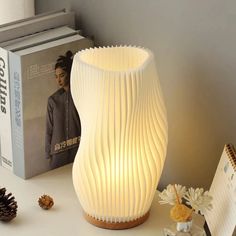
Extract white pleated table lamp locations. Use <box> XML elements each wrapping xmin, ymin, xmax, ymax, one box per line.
<box><xmin>71</xmin><ymin>46</ymin><xmax>168</xmax><ymax>229</ymax></box>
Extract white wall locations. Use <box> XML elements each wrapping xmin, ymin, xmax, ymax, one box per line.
<box><xmin>0</xmin><ymin>0</ymin><xmax>34</xmax><ymax>25</ymax></box>
<box><xmin>35</xmin><ymin>0</ymin><xmax>70</xmax><ymax>14</ymax></box>
<box><xmin>36</xmin><ymin>0</ymin><xmax>236</xmax><ymax>190</ymax></box>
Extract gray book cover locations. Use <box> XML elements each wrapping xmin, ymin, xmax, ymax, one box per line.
<box><xmin>9</xmin><ymin>35</ymin><xmax>93</xmax><ymax>179</ymax></box>
<box><xmin>0</xmin><ymin>27</ymin><xmax>80</xmax><ymax>172</ymax></box>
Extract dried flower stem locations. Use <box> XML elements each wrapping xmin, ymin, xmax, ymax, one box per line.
<box><xmin>173</xmin><ymin>184</ymin><xmax>181</xmax><ymax>204</ymax></box>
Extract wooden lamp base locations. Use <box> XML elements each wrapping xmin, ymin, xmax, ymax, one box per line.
<box><xmin>84</xmin><ymin>211</ymin><xmax>150</xmax><ymax>230</ymax></box>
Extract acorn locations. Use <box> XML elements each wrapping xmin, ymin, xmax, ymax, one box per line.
<box><xmin>38</xmin><ymin>195</ymin><xmax>54</xmax><ymax>210</ymax></box>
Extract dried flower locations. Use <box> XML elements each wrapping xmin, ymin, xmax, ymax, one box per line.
<box><xmin>184</xmin><ymin>188</ymin><xmax>213</xmax><ymax>215</ymax></box>
<box><xmin>159</xmin><ymin>184</ymin><xmax>213</xmax><ymax>222</ymax></box>
<box><xmin>159</xmin><ymin>184</ymin><xmax>187</xmax><ymax>205</ymax></box>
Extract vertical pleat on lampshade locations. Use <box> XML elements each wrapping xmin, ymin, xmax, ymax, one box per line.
<box><xmin>71</xmin><ymin>46</ymin><xmax>168</xmax><ymax>228</ymax></box>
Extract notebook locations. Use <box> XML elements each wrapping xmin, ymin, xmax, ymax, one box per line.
<box><xmin>205</xmin><ymin>144</ymin><xmax>236</xmax><ymax>236</ymax></box>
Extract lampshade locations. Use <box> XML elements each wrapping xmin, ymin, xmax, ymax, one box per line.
<box><xmin>71</xmin><ymin>46</ymin><xmax>168</xmax><ymax>229</ymax></box>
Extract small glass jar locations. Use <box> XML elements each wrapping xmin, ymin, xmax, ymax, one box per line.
<box><xmin>163</xmin><ymin>220</ymin><xmax>206</xmax><ymax>236</ymax></box>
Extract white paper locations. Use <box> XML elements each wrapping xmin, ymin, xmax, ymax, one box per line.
<box><xmin>205</xmin><ymin>146</ymin><xmax>236</xmax><ymax>236</ymax></box>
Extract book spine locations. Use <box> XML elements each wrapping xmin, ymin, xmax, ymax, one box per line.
<box><xmin>9</xmin><ymin>51</ymin><xmax>25</xmax><ymax>178</ymax></box>
<box><xmin>10</xmin><ymin>31</ymin><xmax>79</xmax><ymax>52</ymax></box>
<box><xmin>0</xmin><ymin>12</ymin><xmax>75</xmax><ymax>43</ymax></box>
<box><xmin>0</xmin><ymin>47</ymin><xmax>13</xmax><ymax>170</ymax></box>
<box><xmin>0</xmin><ymin>9</ymin><xmax>65</xmax><ymax>29</ymax></box>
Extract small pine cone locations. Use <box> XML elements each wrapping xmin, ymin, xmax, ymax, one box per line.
<box><xmin>38</xmin><ymin>195</ymin><xmax>54</xmax><ymax>210</ymax></box>
<box><xmin>0</xmin><ymin>187</ymin><xmax>18</xmax><ymax>222</ymax></box>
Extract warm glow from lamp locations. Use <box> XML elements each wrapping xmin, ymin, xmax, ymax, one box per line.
<box><xmin>71</xmin><ymin>46</ymin><xmax>168</xmax><ymax>229</ymax></box>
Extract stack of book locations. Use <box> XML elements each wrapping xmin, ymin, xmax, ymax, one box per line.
<box><xmin>0</xmin><ymin>9</ymin><xmax>93</xmax><ymax>179</ymax></box>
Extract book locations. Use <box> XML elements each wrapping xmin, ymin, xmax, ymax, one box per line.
<box><xmin>0</xmin><ymin>31</ymin><xmax>44</xmax><ymax>48</ymax></box>
<box><xmin>0</xmin><ymin>9</ymin><xmax>75</xmax><ymax>43</ymax></box>
<box><xmin>0</xmin><ymin>9</ymin><xmax>77</xmax><ymax>171</ymax></box>
<box><xmin>0</xmin><ymin>29</ymin><xmax>83</xmax><ymax>48</ymax></box>
<box><xmin>8</xmin><ymin>34</ymin><xmax>93</xmax><ymax>179</ymax></box>
<box><xmin>204</xmin><ymin>144</ymin><xmax>236</xmax><ymax>236</ymax></box>
<box><xmin>5</xmin><ymin>26</ymin><xmax>78</xmax><ymax>51</ymax></box>
<box><xmin>0</xmin><ymin>26</ymin><xmax>79</xmax><ymax>170</ymax></box>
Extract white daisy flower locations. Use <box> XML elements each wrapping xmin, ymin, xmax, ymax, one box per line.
<box><xmin>184</xmin><ymin>187</ymin><xmax>213</xmax><ymax>215</ymax></box>
<box><xmin>159</xmin><ymin>184</ymin><xmax>187</xmax><ymax>205</ymax></box>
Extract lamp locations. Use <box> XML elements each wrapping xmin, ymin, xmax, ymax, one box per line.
<box><xmin>71</xmin><ymin>46</ymin><xmax>168</xmax><ymax>229</ymax></box>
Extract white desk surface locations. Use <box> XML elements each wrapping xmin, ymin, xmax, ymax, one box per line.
<box><xmin>0</xmin><ymin>164</ymin><xmax>205</xmax><ymax>236</ymax></box>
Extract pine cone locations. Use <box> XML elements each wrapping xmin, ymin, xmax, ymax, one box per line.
<box><xmin>0</xmin><ymin>187</ymin><xmax>18</xmax><ymax>222</ymax></box>
<box><xmin>38</xmin><ymin>195</ymin><xmax>54</xmax><ymax>210</ymax></box>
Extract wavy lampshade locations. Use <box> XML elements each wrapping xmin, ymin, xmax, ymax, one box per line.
<box><xmin>71</xmin><ymin>46</ymin><xmax>168</xmax><ymax>229</ymax></box>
